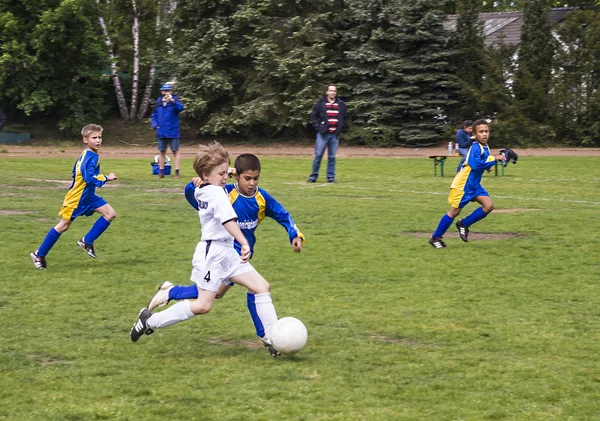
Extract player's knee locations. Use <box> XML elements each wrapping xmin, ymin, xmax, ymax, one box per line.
<box><xmin>484</xmin><ymin>203</ymin><xmax>494</xmax><ymax>214</ymax></box>
<box><xmin>254</xmin><ymin>280</ymin><xmax>270</xmax><ymax>294</ymax></box>
<box><xmin>106</xmin><ymin>210</ymin><xmax>117</xmax><ymax>221</ymax></box>
<box><xmin>191</xmin><ymin>301</ymin><xmax>212</xmax><ymax>315</ymax></box>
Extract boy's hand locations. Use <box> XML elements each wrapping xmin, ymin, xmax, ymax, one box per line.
<box><xmin>292</xmin><ymin>237</ymin><xmax>303</xmax><ymax>253</ymax></box>
<box><xmin>107</xmin><ymin>172</ymin><xmax>117</xmax><ymax>181</ymax></box>
<box><xmin>192</xmin><ymin>176</ymin><xmax>202</xmax><ymax>187</ymax></box>
<box><xmin>228</xmin><ymin>167</ymin><xmax>236</xmax><ymax>178</ymax></box>
<box><xmin>240</xmin><ymin>244</ymin><xmax>251</xmax><ymax>262</ymax></box>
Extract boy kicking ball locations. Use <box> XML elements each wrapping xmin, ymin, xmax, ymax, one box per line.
<box><xmin>429</xmin><ymin>119</ymin><xmax>505</xmax><ymax>249</ymax></box>
<box><xmin>130</xmin><ymin>142</ymin><xmax>282</xmax><ymax>357</ymax></box>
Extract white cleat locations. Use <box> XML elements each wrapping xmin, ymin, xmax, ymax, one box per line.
<box><xmin>147</xmin><ymin>281</ymin><xmax>174</xmax><ymax>311</ymax></box>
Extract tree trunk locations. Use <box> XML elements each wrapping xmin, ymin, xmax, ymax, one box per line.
<box><xmin>137</xmin><ymin>0</ymin><xmax>163</xmax><ymax>120</ymax></box>
<box><xmin>97</xmin><ymin>8</ymin><xmax>129</xmax><ymax>120</ymax></box>
<box><xmin>130</xmin><ymin>0</ymin><xmax>141</xmax><ymax>120</ymax></box>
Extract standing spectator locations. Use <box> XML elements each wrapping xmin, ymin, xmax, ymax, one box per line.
<box><xmin>307</xmin><ymin>84</ymin><xmax>348</xmax><ymax>183</ymax></box>
<box><xmin>151</xmin><ymin>83</ymin><xmax>184</xmax><ymax>179</ymax></box>
<box><xmin>0</xmin><ymin>109</ymin><xmax>6</xmax><ymax>131</ymax></box>
<box><xmin>455</xmin><ymin>120</ymin><xmax>474</xmax><ymax>173</ymax></box>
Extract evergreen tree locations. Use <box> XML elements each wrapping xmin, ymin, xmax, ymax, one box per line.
<box><xmin>341</xmin><ymin>0</ymin><xmax>460</xmax><ymax>146</ymax></box>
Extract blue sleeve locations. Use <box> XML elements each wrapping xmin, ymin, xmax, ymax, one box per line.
<box><xmin>173</xmin><ymin>97</ymin><xmax>184</xmax><ymax>113</ymax></box>
<box><xmin>262</xmin><ymin>188</ymin><xmax>302</xmax><ymax>244</ymax></box>
<box><xmin>184</xmin><ymin>182</ymin><xmax>199</xmax><ymax>210</ymax></box>
<box><xmin>456</xmin><ymin>130</ymin><xmax>471</xmax><ymax>148</ymax></box>
<box><xmin>467</xmin><ymin>144</ymin><xmax>496</xmax><ymax>171</ymax></box>
<box><xmin>81</xmin><ymin>153</ymin><xmax>107</xmax><ymax>187</ymax></box>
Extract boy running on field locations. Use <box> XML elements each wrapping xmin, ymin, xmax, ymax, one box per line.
<box><xmin>130</xmin><ymin>143</ymin><xmax>282</xmax><ymax>357</ymax></box>
<box><xmin>30</xmin><ymin>124</ymin><xmax>117</xmax><ymax>269</ymax></box>
<box><xmin>429</xmin><ymin>119</ymin><xmax>505</xmax><ymax>249</ymax></box>
<box><xmin>145</xmin><ymin>153</ymin><xmax>304</xmax><ymax>353</ymax></box>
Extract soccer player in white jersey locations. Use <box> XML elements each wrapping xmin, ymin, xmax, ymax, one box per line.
<box><xmin>130</xmin><ymin>141</ymin><xmax>281</xmax><ymax>356</ymax></box>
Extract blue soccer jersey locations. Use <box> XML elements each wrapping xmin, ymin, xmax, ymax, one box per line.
<box><xmin>59</xmin><ymin>149</ymin><xmax>108</xmax><ymax>220</ymax></box>
<box><xmin>185</xmin><ymin>182</ymin><xmax>304</xmax><ymax>257</ymax></box>
<box><xmin>449</xmin><ymin>142</ymin><xmax>496</xmax><ymax>208</ymax></box>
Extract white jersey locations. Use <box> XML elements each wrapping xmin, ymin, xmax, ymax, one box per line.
<box><xmin>194</xmin><ymin>184</ymin><xmax>238</xmax><ymax>241</ymax></box>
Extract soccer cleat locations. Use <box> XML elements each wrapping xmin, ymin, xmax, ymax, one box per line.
<box><xmin>30</xmin><ymin>251</ymin><xmax>47</xmax><ymax>270</ymax></box>
<box><xmin>429</xmin><ymin>237</ymin><xmax>447</xmax><ymax>249</ymax></box>
<box><xmin>260</xmin><ymin>337</ymin><xmax>281</xmax><ymax>358</ymax></box>
<box><xmin>130</xmin><ymin>308</ymin><xmax>154</xmax><ymax>342</ymax></box>
<box><xmin>77</xmin><ymin>238</ymin><xmax>97</xmax><ymax>258</ymax></box>
<box><xmin>456</xmin><ymin>220</ymin><xmax>469</xmax><ymax>242</ymax></box>
<box><xmin>147</xmin><ymin>281</ymin><xmax>174</xmax><ymax>312</ymax></box>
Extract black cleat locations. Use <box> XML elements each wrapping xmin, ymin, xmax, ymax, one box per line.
<box><xmin>306</xmin><ymin>178</ymin><xmax>316</xmax><ymax>183</ymax></box>
<box><xmin>327</xmin><ymin>178</ymin><xmax>335</xmax><ymax>183</ymax></box>
<box><xmin>30</xmin><ymin>251</ymin><xmax>47</xmax><ymax>270</ymax></box>
<box><xmin>130</xmin><ymin>308</ymin><xmax>154</xmax><ymax>342</ymax></box>
<box><xmin>429</xmin><ymin>237</ymin><xmax>447</xmax><ymax>249</ymax></box>
<box><xmin>260</xmin><ymin>337</ymin><xmax>281</xmax><ymax>358</ymax></box>
<box><xmin>77</xmin><ymin>238</ymin><xmax>97</xmax><ymax>258</ymax></box>
<box><xmin>456</xmin><ymin>220</ymin><xmax>469</xmax><ymax>242</ymax></box>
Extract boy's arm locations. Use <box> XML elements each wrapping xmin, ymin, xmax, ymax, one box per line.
<box><xmin>263</xmin><ymin>189</ymin><xmax>305</xmax><ymax>249</ymax></box>
<box><xmin>184</xmin><ymin>181</ymin><xmax>199</xmax><ymax>210</ymax></box>
<box><xmin>81</xmin><ymin>154</ymin><xmax>111</xmax><ymax>187</ymax></box>
<box><xmin>467</xmin><ymin>144</ymin><xmax>497</xmax><ymax>171</ymax></box>
<box><xmin>223</xmin><ymin>220</ymin><xmax>251</xmax><ymax>262</ymax></box>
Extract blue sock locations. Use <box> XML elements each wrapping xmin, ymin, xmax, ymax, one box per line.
<box><xmin>247</xmin><ymin>292</ymin><xmax>264</xmax><ymax>338</ymax></box>
<box><xmin>433</xmin><ymin>214</ymin><xmax>454</xmax><ymax>239</ymax></box>
<box><xmin>462</xmin><ymin>207</ymin><xmax>487</xmax><ymax>227</ymax></box>
<box><xmin>37</xmin><ymin>228</ymin><xmax>61</xmax><ymax>257</ymax></box>
<box><xmin>84</xmin><ymin>217</ymin><xmax>111</xmax><ymax>244</ymax></box>
<box><xmin>169</xmin><ymin>285</ymin><xmax>198</xmax><ymax>301</ymax></box>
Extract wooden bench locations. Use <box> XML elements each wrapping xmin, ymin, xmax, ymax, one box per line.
<box><xmin>428</xmin><ymin>155</ymin><xmax>505</xmax><ymax>177</ymax></box>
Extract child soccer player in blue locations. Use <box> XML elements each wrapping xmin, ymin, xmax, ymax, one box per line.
<box><xmin>142</xmin><ymin>153</ymin><xmax>304</xmax><ymax>356</ymax></box>
<box><xmin>30</xmin><ymin>124</ymin><xmax>117</xmax><ymax>269</ymax></box>
<box><xmin>429</xmin><ymin>119</ymin><xmax>505</xmax><ymax>249</ymax></box>
<box><xmin>130</xmin><ymin>143</ymin><xmax>283</xmax><ymax>357</ymax></box>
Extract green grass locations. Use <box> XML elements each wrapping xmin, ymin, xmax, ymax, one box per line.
<box><xmin>1</xmin><ymin>155</ymin><xmax>599</xmax><ymax>420</ymax></box>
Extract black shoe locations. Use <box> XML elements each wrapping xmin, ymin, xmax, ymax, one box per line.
<box><xmin>77</xmin><ymin>238</ymin><xmax>97</xmax><ymax>258</ymax></box>
<box><xmin>307</xmin><ymin>178</ymin><xmax>316</xmax><ymax>183</ymax></box>
<box><xmin>327</xmin><ymin>178</ymin><xmax>335</xmax><ymax>183</ymax></box>
<box><xmin>30</xmin><ymin>251</ymin><xmax>47</xmax><ymax>270</ymax></box>
<box><xmin>130</xmin><ymin>308</ymin><xmax>154</xmax><ymax>342</ymax></box>
<box><xmin>429</xmin><ymin>237</ymin><xmax>446</xmax><ymax>249</ymax></box>
<box><xmin>456</xmin><ymin>220</ymin><xmax>469</xmax><ymax>242</ymax></box>
<box><xmin>260</xmin><ymin>337</ymin><xmax>281</xmax><ymax>358</ymax></box>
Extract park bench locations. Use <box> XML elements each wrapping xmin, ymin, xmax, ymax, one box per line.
<box><xmin>428</xmin><ymin>155</ymin><xmax>505</xmax><ymax>177</ymax></box>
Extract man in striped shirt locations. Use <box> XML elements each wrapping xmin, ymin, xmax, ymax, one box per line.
<box><xmin>307</xmin><ymin>84</ymin><xmax>348</xmax><ymax>183</ymax></box>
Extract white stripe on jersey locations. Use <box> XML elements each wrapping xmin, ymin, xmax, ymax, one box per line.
<box><xmin>194</xmin><ymin>184</ymin><xmax>238</xmax><ymax>241</ymax></box>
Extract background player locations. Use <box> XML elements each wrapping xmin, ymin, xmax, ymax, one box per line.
<box><xmin>146</xmin><ymin>153</ymin><xmax>304</xmax><ymax>349</ymax></box>
<box><xmin>30</xmin><ymin>124</ymin><xmax>117</xmax><ymax>269</ymax></box>
<box><xmin>429</xmin><ymin>119</ymin><xmax>505</xmax><ymax>249</ymax></box>
<box><xmin>130</xmin><ymin>143</ymin><xmax>282</xmax><ymax>357</ymax></box>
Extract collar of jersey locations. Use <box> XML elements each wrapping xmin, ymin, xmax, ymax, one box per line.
<box><xmin>234</xmin><ymin>183</ymin><xmax>258</xmax><ymax>198</ymax></box>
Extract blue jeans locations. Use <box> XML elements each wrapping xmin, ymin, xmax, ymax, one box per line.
<box><xmin>309</xmin><ymin>133</ymin><xmax>339</xmax><ymax>181</ymax></box>
<box><xmin>456</xmin><ymin>147</ymin><xmax>469</xmax><ymax>172</ymax></box>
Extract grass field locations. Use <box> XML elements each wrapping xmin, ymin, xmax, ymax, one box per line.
<box><xmin>1</xmin><ymin>155</ymin><xmax>599</xmax><ymax>420</ymax></box>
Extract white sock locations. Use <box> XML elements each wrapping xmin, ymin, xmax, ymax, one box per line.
<box><xmin>254</xmin><ymin>293</ymin><xmax>278</xmax><ymax>340</ymax></box>
<box><xmin>147</xmin><ymin>300</ymin><xmax>194</xmax><ymax>329</ymax></box>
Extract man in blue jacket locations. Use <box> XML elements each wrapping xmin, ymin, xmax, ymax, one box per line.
<box><xmin>151</xmin><ymin>83</ymin><xmax>184</xmax><ymax>178</ymax></box>
<box><xmin>307</xmin><ymin>84</ymin><xmax>348</xmax><ymax>183</ymax></box>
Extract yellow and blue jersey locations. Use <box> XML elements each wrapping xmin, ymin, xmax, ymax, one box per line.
<box><xmin>59</xmin><ymin>149</ymin><xmax>108</xmax><ymax>220</ymax></box>
<box><xmin>448</xmin><ymin>142</ymin><xmax>496</xmax><ymax>208</ymax></box>
<box><xmin>185</xmin><ymin>182</ymin><xmax>304</xmax><ymax>258</ymax></box>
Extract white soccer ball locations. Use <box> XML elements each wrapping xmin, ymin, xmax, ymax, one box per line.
<box><xmin>270</xmin><ymin>317</ymin><xmax>308</xmax><ymax>355</ymax></box>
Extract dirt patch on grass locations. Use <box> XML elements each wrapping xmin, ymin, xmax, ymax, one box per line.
<box><xmin>493</xmin><ymin>208</ymin><xmax>542</xmax><ymax>213</ymax></box>
<box><xmin>401</xmin><ymin>231</ymin><xmax>530</xmax><ymax>240</ymax></box>
<box><xmin>0</xmin><ymin>210</ymin><xmax>34</xmax><ymax>215</ymax></box>
<box><xmin>208</xmin><ymin>338</ymin><xmax>263</xmax><ymax>350</ymax></box>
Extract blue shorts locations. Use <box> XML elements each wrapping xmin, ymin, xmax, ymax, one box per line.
<box><xmin>60</xmin><ymin>195</ymin><xmax>107</xmax><ymax>221</ymax></box>
<box><xmin>157</xmin><ymin>138</ymin><xmax>180</xmax><ymax>152</ymax></box>
<box><xmin>448</xmin><ymin>186</ymin><xmax>489</xmax><ymax>209</ymax></box>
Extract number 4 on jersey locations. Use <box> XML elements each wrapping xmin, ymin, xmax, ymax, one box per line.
<box><xmin>204</xmin><ymin>271</ymin><xmax>211</xmax><ymax>282</ymax></box>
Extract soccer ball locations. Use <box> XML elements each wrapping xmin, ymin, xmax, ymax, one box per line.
<box><xmin>270</xmin><ymin>317</ymin><xmax>308</xmax><ymax>355</ymax></box>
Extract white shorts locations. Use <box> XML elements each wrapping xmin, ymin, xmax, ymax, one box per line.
<box><xmin>190</xmin><ymin>240</ymin><xmax>254</xmax><ymax>292</ymax></box>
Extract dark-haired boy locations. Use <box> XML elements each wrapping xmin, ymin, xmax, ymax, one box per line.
<box><xmin>145</xmin><ymin>153</ymin><xmax>304</xmax><ymax>353</ymax></box>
